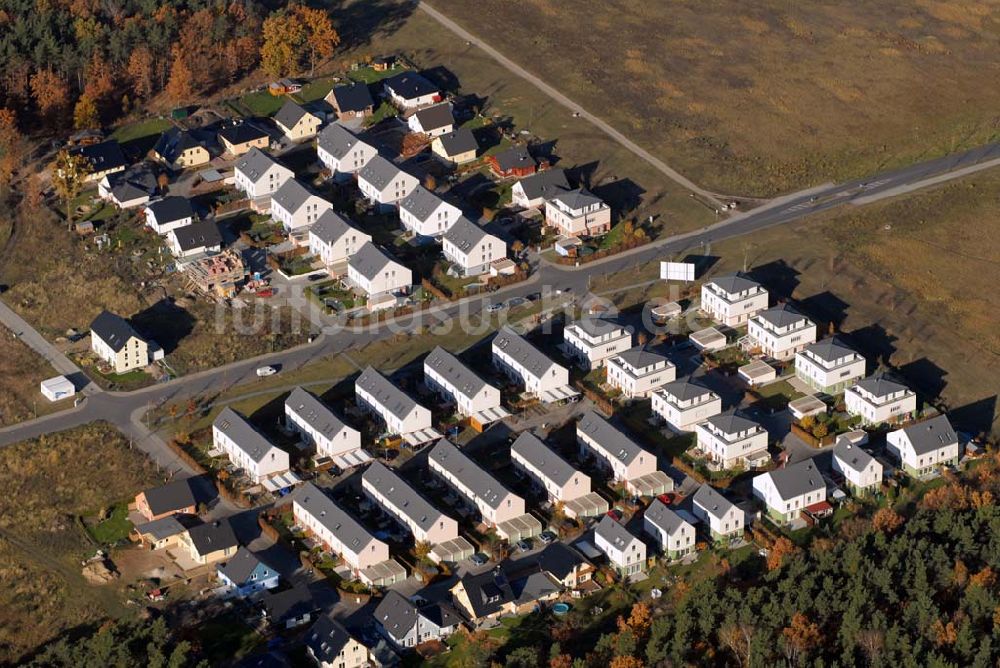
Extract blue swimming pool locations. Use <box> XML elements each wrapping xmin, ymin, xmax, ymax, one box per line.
<box><xmin>552</xmin><ymin>603</ymin><xmax>571</xmax><ymax>615</ymax></box>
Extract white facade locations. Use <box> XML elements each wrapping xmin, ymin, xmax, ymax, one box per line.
<box><xmin>845</xmin><ymin>376</ymin><xmax>917</xmax><ymax>425</ymax></box>
<box><xmin>832</xmin><ymin>441</ymin><xmax>883</xmax><ymax>494</ymax></box>
<box><xmin>358</xmin><ymin>158</ymin><xmax>419</xmax><ymax>207</ymax></box>
<box><xmin>292</xmin><ymin>484</ymin><xmax>390</xmax><ymax>572</ymax></box>
<box><xmin>355</xmin><ymin>367</ymin><xmax>432</xmax><ymax>437</ymax></box>
<box><xmin>691</xmin><ymin>485</ymin><xmax>745</xmax><ymax>542</ymax></box>
<box><xmin>144</xmin><ymin>203</ymin><xmax>192</xmax><ymax>234</ymax></box>
<box><xmin>441</xmin><ymin>218</ymin><xmax>507</xmax><ymax>277</ymax></box>
<box><xmin>423</xmin><ymin>347</ymin><xmax>503</xmax><ymax>418</ymax></box>
<box><xmin>794</xmin><ymin>340</ymin><xmax>866</xmax><ymax>394</ymax></box>
<box><xmin>700</xmin><ymin>275</ymin><xmax>769</xmax><ymax>326</ymax></box>
<box><xmin>886</xmin><ymin>415</ymin><xmax>960</xmax><ymax>477</ymax></box>
<box><xmin>428</xmin><ymin>441</ymin><xmax>525</xmax><ymax>526</ymax></box>
<box><xmin>491</xmin><ymin>327</ymin><xmax>571</xmax><ymax>399</ymax></box>
<box><xmin>212</xmin><ymin>410</ymin><xmax>290</xmax><ymax>484</ymax></box>
<box><xmin>752</xmin><ymin>459</ymin><xmax>827</xmax><ymax>523</ymax></box>
<box><xmin>347</xmin><ymin>243</ymin><xmax>413</xmax><ymax>299</ymax></box>
<box><xmin>643</xmin><ymin>499</ymin><xmax>695</xmax><ymax>558</ymax></box>
<box><xmin>308</xmin><ymin>214</ymin><xmax>372</xmax><ymax>269</ymax></box>
<box><xmin>747</xmin><ymin>306</ymin><xmax>817</xmax><ymax>361</ymax></box>
<box><xmin>651</xmin><ymin>381</ymin><xmax>723</xmax><ymax>432</ymax></box>
<box><xmin>398</xmin><ymin>189</ymin><xmax>462</xmax><ymax>237</ymax></box>
<box><xmin>270</xmin><ymin>181</ymin><xmax>333</xmax><ymax>231</ymax></box>
<box><xmin>234</xmin><ymin>153</ymin><xmax>293</xmax><ymax>199</ymax></box>
<box><xmin>284</xmin><ymin>389</ymin><xmax>361</xmax><ymax>459</ymax></box>
<box><xmin>594</xmin><ymin>516</ymin><xmax>646</xmax><ymax>577</ymax></box>
<box><xmin>316</xmin><ymin>128</ymin><xmax>377</xmax><ymax>177</ymax></box>
<box><xmin>563</xmin><ymin>320</ymin><xmax>633</xmax><ymax>370</ymax></box>
<box><xmin>605</xmin><ymin>351</ymin><xmax>676</xmax><ymax>399</ymax></box>
<box><xmin>694</xmin><ymin>412</ymin><xmax>769</xmax><ymax>470</ymax></box>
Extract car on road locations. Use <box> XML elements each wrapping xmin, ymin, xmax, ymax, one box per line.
<box><xmin>516</xmin><ymin>539</ymin><xmax>533</xmax><ymax>552</ymax></box>
<box><xmin>307</xmin><ymin>273</ymin><xmax>326</xmax><ymax>282</ymax></box>
<box><xmin>526</xmin><ymin>292</ymin><xmax>541</xmax><ymax>301</ymax></box>
<box><xmin>470</xmin><ymin>553</ymin><xmax>489</xmax><ymax>566</ymax></box>
<box><xmin>256</xmin><ymin>365</ymin><xmax>278</xmax><ymax>377</ymax></box>
<box><xmin>485</xmin><ymin>302</ymin><xmax>506</xmax><ymax>313</ymax></box>
<box><xmin>539</xmin><ymin>530</ymin><xmax>557</xmax><ymax>544</ymax></box>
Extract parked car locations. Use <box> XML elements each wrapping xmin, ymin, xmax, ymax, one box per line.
<box><xmin>539</xmin><ymin>530</ymin><xmax>557</xmax><ymax>544</ymax></box>
<box><xmin>516</xmin><ymin>539</ymin><xmax>532</xmax><ymax>552</ymax></box>
<box><xmin>526</xmin><ymin>292</ymin><xmax>541</xmax><ymax>301</ymax></box>
<box><xmin>256</xmin><ymin>366</ymin><xmax>278</xmax><ymax>377</ymax></box>
<box><xmin>485</xmin><ymin>302</ymin><xmax>506</xmax><ymax>313</ymax></box>
<box><xmin>470</xmin><ymin>553</ymin><xmax>489</xmax><ymax>566</ymax></box>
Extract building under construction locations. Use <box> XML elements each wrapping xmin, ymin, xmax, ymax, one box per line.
<box><xmin>183</xmin><ymin>250</ymin><xmax>247</xmax><ymax>299</ymax></box>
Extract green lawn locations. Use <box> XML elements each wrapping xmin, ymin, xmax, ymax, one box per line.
<box><xmin>86</xmin><ymin>503</ymin><xmax>134</xmax><ymax>545</ymax></box>
<box><xmin>109</xmin><ymin>118</ymin><xmax>172</xmax><ymax>143</ymax></box>
<box><xmin>240</xmin><ymin>90</ymin><xmax>286</xmax><ymax>117</ymax></box>
<box><xmin>366</xmin><ymin>100</ymin><xmax>399</xmax><ymax>127</ymax></box>
<box><xmin>348</xmin><ymin>65</ymin><xmax>409</xmax><ymax>84</ymax></box>
<box><xmin>295</xmin><ymin>77</ymin><xmax>335</xmax><ymax>103</ymax></box>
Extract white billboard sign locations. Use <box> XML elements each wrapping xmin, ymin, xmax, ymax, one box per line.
<box><xmin>660</xmin><ymin>261</ymin><xmax>696</xmax><ymax>282</ymax></box>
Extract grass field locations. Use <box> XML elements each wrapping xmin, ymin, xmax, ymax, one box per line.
<box><xmin>595</xmin><ymin>170</ymin><xmax>1000</xmax><ymax>436</ymax></box>
<box><xmin>431</xmin><ymin>0</ymin><xmax>1000</xmax><ymax>197</ymax></box>
<box><xmin>109</xmin><ymin>117</ymin><xmax>173</xmax><ymax>144</ymax></box>
<box><xmin>0</xmin><ymin>422</ymin><xmax>161</xmax><ymax>664</ymax></box>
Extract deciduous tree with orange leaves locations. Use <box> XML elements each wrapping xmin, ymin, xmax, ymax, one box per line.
<box><xmin>871</xmin><ymin>507</ymin><xmax>904</xmax><ymax>534</ymax></box>
<box><xmin>609</xmin><ymin>656</ymin><xmax>643</xmax><ymax>668</ymax></box>
<box><xmin>73</xmin><ymin>94</ymin><xmax>100</xmax><ymax>129</ymax></box>
<box><xmin>165</xmin><ymin>48</ymin><xmax>194</xmax><ymax>103</ymax></box>
<box><xmin>30</xmin><ymin>69</ymin><xmax>69</xmax><ymax>119</ymax></box>
<box><xmin>294</xmin><ymin>4</ymin><xmax>339</xmax><ymax>75</ymax></box>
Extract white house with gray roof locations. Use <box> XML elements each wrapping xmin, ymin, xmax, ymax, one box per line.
<box><xmin>284</xmin><ymin>387</ymin><xmax>362</xmax><ymax>462</ymax></box>
<box><xmin>291</xmin><ymin>482</ymin><xmax>389</xmax><ymax>572</ymax></box>
<box><xmin>398</xmin><ymin>186</ymin><xmax>462</xmax><ymax>237</ymax></box>
<box><xmin>305</xmin><ymin>615</ymin><xmax>370</xmax><ymax>668</ymax></box>
<box><xmin>544</xmin><ymin>188</ymin><xmax>611</xmax><ymax>237</ymax></box>
<box><xmin>576</xmin><ymin>410</ymin><xmax>659</xmax><ymax>484</ymax></box>
<box><xmin>423</xmin><ymin>346</ymin><xmax>508</xmax><ymax>425</ymax></box>
<box><xmin>643</xmin><ymin>499</ymin><xmax>695</xmax><ymax>559</ymax></box>
<box><xmin>832</xmin><ymin>436</ymin><xmax>883</xmax><ymax>495</ymax></box>
<box><xmin>510</xmin><ymin>432</ymin><xmax>591</xmax><ymax>503</ymax></box>
<box><xmin>355</xmin><ymin>366</ymin><xmax>436</xmax><ymax>445</ymax></box>
<box><xmin>428</xmin><ymin>440</ymin><xmax>525</xmax><ymax>526</ymax></box>
<box><xmin>407</xmin><ymin>102</ymin><xmax>454</xmax><ymax>137</ymax></box>
<box><xmin>700</xmin><ymin>274</ymin><xmax>769</xmax><ymax>326</ymax></box>
<box><xmin>90</xmin><ymin>310</ymin><xmax>150</xmax><ymax>374</ymax></box>
<box><xmin>844</xmin><ymin>373</ymin><xmax>917</xmax><ymax>425</ymax></box>
<box><xmin>274</xmin><ymin>100</ymin><xmax>322</xmax><ymax>142</ymax></box>
<box><xmin>886</xmin><ymin>414</ymin><xmax>959</xmax><ymax>478</ymax></box>
<box><xmin>746</xmin><ymin>304</ymin><xmax>817</xmax><ymax>361</ymax></box>
<box><xmin>492</xmin><ymin>326</ymin><xmax>577</xmax><ymax>403</ymax></box>
<box><xmin>563</xmin><ymin>317</ymin><xmax>633</xmax><ymax>370</ymax></box>
<box><xmin>374</xmin><ymin>590</ymin><xmax>462</xmax><ymax>650</ymax></box>
<box><xmin>652</xmin><ymin>378</ymin><xmax>722</xmax><ymax>431</ymax></box>
<box><xmin>442</xmin><ymin>217</ymin><xmax>506</xmax><ymax>276</ymax></box>
<box><xmin>362</xmin><ymin>461</ymin><xmax>458</xmax><ymax>545</ymax></box>
<box><xmin>270</xmin><ymin>179</ymin><xmax>332</xmax><ymax>232</ymax></box>
<box><xmin>606</xmin><ymin>346</ymin><xmax>676</xmax><ymax>399</ymax></box>
<box><xmin>512</xmin><ymin>168</ymin><xmax>570</xmax><ymax>209</ymax></box>
<box><xmin>316</xmin><ymin>124</ymin><xmax>377</xmax><ymax>180</ymax></box>
<box><xmin>752</xmin><ymin>458</ymin><xmax>828</xmax><ymax>523</ymax></box>
<box><xmin>144</xmin><ymin>196</ymin><xmax>194</xmax><ymax>235</ymax></box>
<box><xmin>795</xmin><ymin>338</ymin><xmax>866</xmax><ymax>394</ymax></box>
<box><xmin>690</xmin><ymin>484</ymin><xmax>745</xmax><ymax>543</ymax></box>
<box><xmin>594</xmin><ymin>515</ymin><xmax>646</xmax><ymax>577</ymax></box>
<box><xmin>308</xmin><ymin>210</ymin><xmax>372</xmax><ymax>271</ymax></box>
<box><xmin>346</xmin><ymin>242</ymin><xmax>412</xmax><ymax>305</ymax></box>
<box><xmin>234</xmin><ymin>148</ymin><xmax>293</xmax><ymax>200</ymax></box>
<box><xmin>358</xmin><ymin>156</ymin><xmax>419</xmax><ymax>210</ymax></box>
<box><xmin>212</xmin><ymin>407</ymin><xmax>289</xmax><ymax>483</ymax></box>
<box><xmin>694</xmin><ymin>409</ymin><xmax>770</xmax><ymax>470</ymax></box>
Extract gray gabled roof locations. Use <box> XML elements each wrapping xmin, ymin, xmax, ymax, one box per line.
<box><xmin>383</xmin><ymin>72</ymin><xmax>438</xmax><ymax>99</ymax></box>
<box><xmin>309</xmin><ymin>210</ymin><xmax>361</xmax><ymax>245</ymax></box>
<box><xmin>756</xmin><ymin>304</ymin><xmax>810</xmax><ymax>329</ymax></box>
<box><xmin>833</xmin><ymin>438</ymin><xmax>876</xmax><ymax>473</ymax></box>
<box><xmin>411</xmin><ymin>103</ymin><xmax>454</xmax><ymax>132</ymax></box>
<box><xmin>107</xmin><ymin>165</ymin><xmax>157</xmax><ymax>201</ymax></box>
<box><xmin>704</xmin><ymin>409</ymin><xmax>761</xmax><ymax>435</ymax></box>
<box><xmin>134</xmin><ymin>515</ymin><xmax>188</xmax><ymax>541</ymax></box>
<box><xmin>595</xmin><ymin>514</ymin><xmax>639</xmax><ymax>549</ymax></box>
<box><xmin>551</xmin><ymin>188</ymin><xmax>603</xmax><ymax>211</ymax></box>
<box><xmin>363</xmin><ymin>461</ymin><xmax>449</xmax><ymax>534</ymax></box>
<box><xmin>349</xmin><ymin>242</ymin><xmax>399</xmax><ymax>281</ymax></box>
<box><xmin>399</xmin><ymin>186</ymin><xmax>445</xmax><ymax>222</ymax></box>
<box><xmin>659</xmin><ymin>378</ymin><xmax>714</xmax><ymax>402</ymax></box>
<box><xmin>213</xmin><ymin>407</ymin><xmax>279</xmax><ymax>463</ymax></box>
<box><xmin>766</xmin><ymin>458</ymin><xmax>825</xmax><ymax>500</ymax></box>
<box><xmin>71</xmin><ymin>140</ymin><xmax>127</xmax><ymax>172</ymax></box>
<box><xmin>146</xmin><ymin>196</ymin><xmax>194</xmax><ymax>224</ymax></box>
<box><xmin>235</xmin><ymin>148</ymin><xmax>281</xmax><ymax>184</ymax></box>
<box><xmin>895</xmin><ymin>414</ymin><xmax>957</xmax><ymax>456</ymax></box>
<box><xmin>274</xmin><ymin>99</ymin><xmax>317</xmax><ymax>130</ymax></box>
<box><xmin>358</xmin><ymin>155</ymin><xmax>403</xmax><ymax>190</ymax></box>
<box><xmin>428</xmin><ymin>440</ymin><xmax>514</xmax><ymax>510</ymax></box>
<box><xmin>317</xmin><ymin>123</ymin><xmax>369</xmax><ymax>161</ymax></box>
<box><xmin>516</xmin><ymin>168</ymin><xmax>570</xmax><ymax>201</ymax></box>
<box><xmin>305</xmin><ymin>614</ymin><xmax>356</xmax><ymax>664</ymax></box>
<box><xmin>706</xmin><ymin>273</ymin><xmax>761</xmax><ymax>295</ymax></box>
<box><xmin>172</xmin><ymin>221</ymin><xmax>222</xmax><ymax>252</ymax></box>
<box><xmin>492</xmin><ymin>146</ymin><xmax>533</xmax><ymax>172</ymax></box>
<box><xmin>154</xmin><ymin>127</ymin><xmax>204</xmax><ymax>163</ymax></box>
<box><xmin>691</xmin><ymin>484</ymin><xmax>736</xmax><ymax>521</ymax></box>
<box><xmin>218</xmin><ymin>122</ymin><xmax>268</xmax><ymax>146</ymax></box>
<box><xmin>328</xmin><ymin>82</ymin><xmax>374</xmax><ymax>113</ymax></box>
<box><xmin>644</xmin><ymin>498</ymin><xmax>688</xmax><ymax>536</ymax></box>
<box><xmin>442</xmin><ymin>216</ymin><xmax>490</xmax><ymax>252</ymax></box>
<box><xmin>356</xmin><ymin>366</ymin><xmax>419</xmax><ymax>420</ymax></box>
<box><xmin>854</xmin><ymin>373</ymin><xmax>910</xmax><ymax>398</ymax></box>
<box><xmin>615</xmin><ymin>345</ymin><xmax>669</xmax><ymax>370</ymax></box>
<box><xmin>569</xmin><ymin>317</ymin><xmax>629</xmax><ymax>338</ymax></box>
<box><xmin>511</xmin><ymin>432</ymin><xmax>579</xmax><ymax>487</ymax></box>
<box><xmin>802</xmin><ymin>337</ymin><xmax>858</xmax><ymax>364</ymax></box>
<box><xmin>90</xmin><ymin>310</ymin><xmax>142</xmax><ymax>352</ymax></box>
<box><xmin>425</xmin><ymin>346</ymin><xmax>489</xmax><ymax>398</ymax></box>
<box><xmin>186</xmin><ymin>519</ymin><xmax>239</xmax><ymax>556</ymax></box>
<box><xmin>218</xmin><ymin>546</ymin><xmax>272</xmax><ymax>585</ymax></box>
<box><xmin>576</xmin><ymin>410</ymin><xmax>649</xmax><ymax>465</ymax></box>
<box><xmin>141</xmin><ymin>478</ymin><xmax>197</xmax><ymax>516</ymax></box>
<box><xmin>436</xmin><ymin>127</ymin><xmax>478</xmax><ymax>156</ymax></box>
<box><xmin>291</xmin><ymin>482</ymin><xmax>380</xmax><ymax>553</ymax></box>
<box><xmin>374</xmin><ymin>589</ymin><xmax>418</xmax><ymax>639</ymax></box>
<box><xmin>272</xmin><ymin>178</ymin><xmax>319</xmax><ymax>215</ymax></box>
<box><xmin>492</xmin><ymin>327</ymin><xmax>558</xmax><ymax>378</ymax></box>
<box><xmin>285</xmin><ymin>387</ymin><xmax>350</xmax><ymax>440</ymax></box>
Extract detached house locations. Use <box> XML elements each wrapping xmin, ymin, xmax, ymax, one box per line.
<box><xmin>488</xmin><ymin>146</ymin><xmax>536</xmax><ymax>179</ymax></box>
<box><xmin>362</xmin><ymin>462</ymin><xmax>458</xmax><ymax>546</ymax></box>
<box><xmin>643</xmin><ymin>499</ymin><xmax>695</xmax><ymax>560</ymax></box>
<box><xmin>284</xmin><ymin>387</ymin><xmax>362</xmax><ymax>462</ymax></box>
<box><xmin>270</xmin><ymin>179</ymin><xmax>332</xmax><ymax>232</ymax></box>
<box><xmin>90</xmin><ymin>310</ymin><xmax>149</xmax><ymax>374</ymax></box>
<box><xmin>218</xmin><ymin>122</ymin><xmax>270</xmax><ymax>156</ymax></box>
<box><xmin>752</xmin><ymin>458</ymin><xmax>829</xmax><ymax>523</ymax></box>
<box><xmin>652</xmin><ymin>378</ymin><xmax>722</xmax><ymax>431</ymax></box>
<box><xmin>831</xmin><ymin>437</ymin><xmax>883</xmax><ymax>496</ymax></box>
<box><xmin>690</xmin><ymin>484</ymin><xmax>745</xmax><ymax>543</ymax></box>
<box><xmin>308</xmin><ymin>210</ymin><xmax>372</xmax><ymax>272</ymax></box>
<box><xmin>398</xmin><ymin>186</ymin><xmax>462</xmax><ymax>237</ymax></box>
<box><xmin>845</xmin><ymin>373</ymin><xmax>917</xmax><ymax>426</ymax></box>
<box><xmin>442</xmin><ymin>216</ymin><xmax>506</xmax><ymax>277</ymax></box>
<box><xmin>563</xmin><ymin>317</ymin><xmax>633</xmax><ymax>369</ymax></box>
<box><xmin>746</xmin><ymin>304</ymin><xmax>817</xmax><ymax>361</ymax></box>
<box><xmin>606</xmin><ymin>346</ymin><xmax>676</xmax><ymax>399</ymax></box>
<box><xmin>428</xmin><ymin>440</ymin><xmax>526</xmax><ymax>526</ymax></box>
<box><xmin>325</xmin><ymin>82</ymin><xmax>374</xmax><ymax>121</ymax></box>
<box><xmin>316</xmin><ymin>124</ymin><xmax>378</xmax><ymax>180</ymax></box>
<box><xmin>291</xmin><ymin>482</ymin><xmax>390</xmax><ymax>572</ymax></box>
<box><xmin>212</xmin><ymin>407</ymin><xmax>290</xmax><ymax>484</ymax></box>
<box><xmin>795</xmin><ymin>338</ymin><xmax>866</xmax><ymax>394</ymax></box>
<box><xmin>450</xmin><ymin>564</ymin><xmax>560</xmax><ymax>625</ymax></box>
<box><xmin>274</xmin><ymin>100</ymin><xmax>323</xmax><ymax>142</ymax></box>
<box><xmin>512</xmin><ymin>168</ymin><xmax>570</xmax><ymax>209</ymax></box>
<box><xmin>99</xmin><ymin>165</ymin><xmax>157</xmax><ymax>209</ymax></box>
<box><xmin>217</xmin><ymin>547</ymin><xmax>280</xmax><ymax>597</ymax></box>
<box><xmin>375</xmin><ymin>590</ymin><xmax>462</xmax><ymax>650</ymax></box>
<box><xmin>383</xmin><ymin>72</ymin><xmax>441</xmax><ymax>109</ymax></box>
<box><xmin>355</xmin><ymin>366</ymin><xmax>435</xmax><ymax>444</ymax></box>
<box><xmin>135</xmin><ymin>478</ymin><xmax>197</xmax><ymax>522</ymax></box>
<box><xmin>492</xmin><ymin>326</ymin><xmax>577</xmax><ymax>403</ymax></box>
<box><xmin>70</xmin><ymin>140</ymin><xmax>127</xmax><ymax>182</ymax></box>
<box><xmin>152</xmin><ymin>127</ymin><xmax>210</xmax><ymax>170</ymax></box>
<box><xmin>167</xmin><ymin>221</ymin><xmax>222</xmax><ymax>258</ymax></box>
<box><xmin>346</xmin><ymin>242</ymin><xmax>412</xmax><ymax>305</ymax></box>
<box><xmin>144</xmin><ymin>196</ymin><xmax>195</xmax><ymax>235</ymax></box>
<box><xmin>886</xmin><ymin>414</ymin><xmax>959</xmax><ymax>478</ymax></box>
<box><xmin>511</xmin><ymin>432</ymin><xmax>592</xmax><ymax>503</ymax></box>
<box><xmin>180</xmin><ymin>519</ymin><xmax>239</xmax><ymax>565</ymax></box>
<box><xmin>594</xmin><ymin>515</ymin><xmax>646</xmax><ymax>578</ymax></box>
<box><xmin>305</xmin><ymin>615</ymin><xmax>370</xmax><ymax>668</ymax></box>
<box><xmin>424</xmin><ymin>346</ymin><xmax>507</xmax><ymax>427</ymax></box>
<box><xmin>431</xmin><ymin>127</ymin><xmax>478</xmax><ymax>164</ymax></box>
<box><xmin>694</xmin><ymin>409</ymin><xmax>770</xmax><ymax>470</ymax></box>
<box><xmin>700</xmin><ymin>274</ymin><xmax>769</xmax><ymax>327</ymax></box>
<box><xmin>234</xmin><ymin>148</ymin><xmax>293</xmax><ymax>200</ymax></box>
<box><xmin>544</xmin><ymin>188</ymin><xmax>611</xmax><ymax>238</ymax></box>
<box><xmin>407</xmin><ymin>102</ymin><xmax>454</xmax><ymax>137</ymax></box>
<box><xmin>358</xmin><ymin>156</ymin><xmax>419</xmax><ymax>210</ymax></box>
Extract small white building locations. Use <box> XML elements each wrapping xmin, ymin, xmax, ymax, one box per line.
<box><xmin>700</xmin><ymin>274</ymin><xmax>769</xmax><ymax>327</ymax></box>
<box><xmin>347</xmin><ymin>242</ymin><xmax>412</xmax><ymax>303</ymax></box>
<box><xmin>423</xmin><ymin>346</ymin><xmax>507</xmax><ymax>426</ymax></box>
<box><xmin>406</xmin><ymin>102</ymin><xmax>454</xmax><ymax>137</ymax></box>
<box><xmin>576</xmin><ymin>410</ymin><xmax>658</xmax><ymax>484</ymax></box>
<box><xmin>362</xmin><ymin>462</ymin><xmax>459</xmax><ymax>545</ymax></box>
<box><xmin>643</xmin><ymin>499</ymin><xmax>695</xmax><ymax>559</ymax></box>
<box><xmin>652</xmin><ymin>378</ymin><xmax>722</xmax><ymax>432</ymax></box>
<box><xmin>428</xmin><ymin>440</ymin><xmax>525</xmax><ymax>526</ymax></box>
<box><xmin>491</xmin><ymin>327</ymin><xmax>577</xmax><ymax>403</ymax></box>
<box><xmin>144</xmin><ymin>197</ymin><xmax>194</xmax><ymax>235</ymax></box>
<box><xmin>355</xmin><ymin>367</ymin><xmax>435</xmax><ymax>444</ymax></box>
<box><xmin>212</xmin><ymin>407</ymin><xmax>290</xmax><ymax>484</ymax></box>
<box><xmin>563</xmin><ymin>318</ymin><xmax>633</xmax><ymax>370</ymax></box>
<box><xmin>441</xmin><ymin>217</ymin><xmax>507</xmax><ymax>277</ymax></box>
<box><xmin>511</xmin><ymin>432</ymin><xmax>592</xmax><ymax>503</ymax></box>
<box><xmin>511</xmin><ymin>169</ymin><xmax>570</xmax><ymax>209</ymax></box>
<box><xmin>752</xmin><ymin>458</ymin><xmax>828</xmax><ymax>524</ymax></box>
<box><xmin>40</xmin><ymin>376</ymin><xmax>75</xmax><ymax>402</ymax></box>
<box><xmin>383</xmin><ymin>72</ymin><xmax>441</xmax><ymax>110</ymax></box>
<box><xmin>89</xmin><ymin>310</ymin><xmax>150</xmax><ymax>374</ymax></box>
<box><xmin>167</xmin><ymin>221</ymin><xmax>223</xmax><ymax>258</ymax></box>
<box><xmin>284</xmin><ymin>387</ymin><xmax>361</xmax><ymax>460</ymax></box>
<box><xmin>358</xmin><ymin>156</ymin><xmax>419</xmax><ymax>210</ymax></box>
<box><xmin>544</xmin><ymin>188</ymin><xmax>611</xmax><ymax>238</ymax></box>
<box><xmin>291</xmin><ymin>482</ymin><xmax>389</xmax><ymax>572</ymax></box>
<box><xmin>234</xmin><ymin>148</ymin><xmax>293</xmax><ymax>200</ymax></box>
<box><xmin>690</xmin><ymin>484</ymin><xmax>745</xmax><ymax>543</ymax></box>
<box><xmin>605</xmin><ymin>346</ymin><xmax>676</xmax><ymax>399</ymax></box>
<box><xmin>794</xmin><ymin>338</ymin><xmax>866</xmax><ymax>394</ymax></box>
<box><xmin>886</xmin><ymin>414</ymin><xmax>960</xmax><ymax>478</ymax></box>
<box><xmin>694</xmin><ymin>410</ymin><xmax>770</xmax><ymax>470</ymax></box>
<box><xmin>594</xmin><ymin>515</ymin><xmax>646</xmax><ymax>577</ymax></box>
<box><xmin>308</xmin><ymin>210</ymin><xmax>372</xmax><ymax>271</ymax></box>
<box><xmin>316</xmin><ymin>124</ymin><xmax>377</xmax><ymax>180</ymax></box>
<box><xmin>746</xmin><ymin>305</ymin><xmax>817</xmax><ymax>361</ymax></box>
<box><xmin>831</xmin><ymin>436</ymin><xmax>883</xmax><ymax>496</ymax></box>
<box><xmin>844</xmin><ymin>374</ymin><xmax>917</xmax><ymax>426</ymax></box>
<box><xmin>270</xmin><ymin>179</ymin><xmax>332</xmax><ymax>232</ymax></box>
<box><xmin>398</xmin><ymin>186</ymin><xmax>462</xmax><ymax>237</ymax></box>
